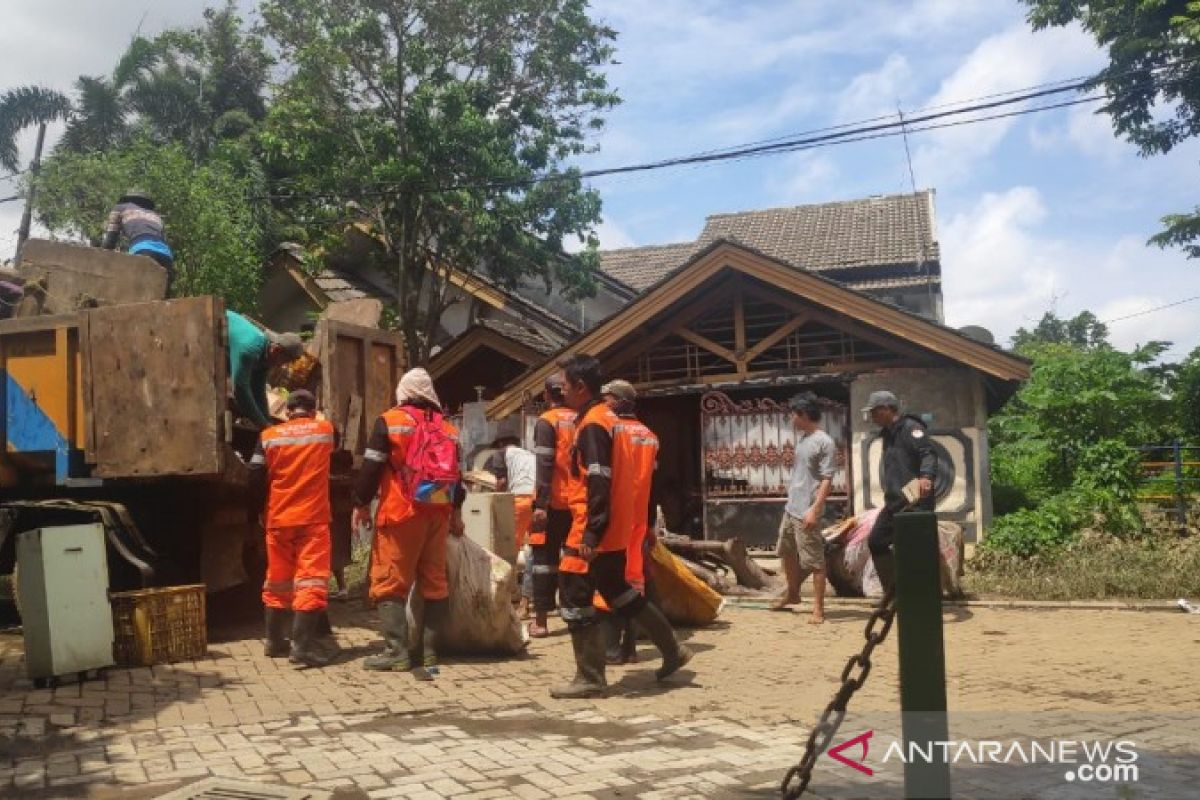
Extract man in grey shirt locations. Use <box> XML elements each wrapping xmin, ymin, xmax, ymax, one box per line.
<box><xmin>771</xmin><ymin>392</ymin><xmax>836</xmax><ymax>623</ymax></box>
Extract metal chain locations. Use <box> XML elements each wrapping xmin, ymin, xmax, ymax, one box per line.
<box><xmin>781</xmin><ymin>590</ymin><xmax>897</xmax><ymax>799</ymax></box>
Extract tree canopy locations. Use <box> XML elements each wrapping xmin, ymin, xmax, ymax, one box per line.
<box><xmin>1023</xmin><ymin>0</ymin><xmax>1200</xmax><ymax>257</ymax></box>
<box><xmin>258</xmin><ymin>0</ymin><xmax>619</xmax><ymax>363</ymax></box>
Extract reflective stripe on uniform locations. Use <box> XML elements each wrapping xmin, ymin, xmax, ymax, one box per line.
<box><xmin>263</xmin><ymin>433</ymin><xmax>335</xmax><ymax>448</ymax></box>
<box><xmin>387</xmin><ymin>425</ymin><xmax>415</xmax><ymax>435</ymax></box>
<box><xmin>531</xmin><ymin>564</ymin><xmax>558</xmax><ymax>575</ymax></box>
<box><xmin>263</xmin><ymin>580</ymin><xmax>294</xmax><ymax>593</ymax></box>
<box><xmin>294</xmin><ymin>577</ymin><xmax>328</xmax><ymax>589</ymax></box>
<box><xmin>560</xmin><ymin>605</ymin><xmax>597</xmax><ymax>621</ymax></box>
<box><xmin>249</xmin><ymin>453</ymin><xmax>265</xmax><ymax>465</ymax></box>
<box><xmin>610</xmin><ymin>588</ymin><xmax>641</xmax><ymax>609</ymax></box>
<box><xmin>586</xmin><ymin>464</ymin><xmax>612</xmax><ymax>478</ymax></box>
<box><xmin>364</xmin><ymin>448</ymin><xmax>388</xmax><ymax>463</ymax></box>
<box><xmin>533</xmin><ymin>446</ymin><xmax>555</xmax><ymax>455</ymax></box>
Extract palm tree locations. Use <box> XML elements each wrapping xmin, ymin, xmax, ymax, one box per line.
<box><xmin>0</xmin><ymin>85</ymin><xmax>72</xmax><ymax>257</ymax></box>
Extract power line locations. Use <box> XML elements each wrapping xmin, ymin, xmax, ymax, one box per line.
<box><xmin>1103</xmin><ymin>295</ymin><xmax>1200</xmax><ymax>324</ymax></box>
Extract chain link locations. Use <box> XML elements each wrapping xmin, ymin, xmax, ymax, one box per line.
<box><xmin>781</xmin><ymin>590</ymin><xmax>896</xmax><ymax>799</ymax></box>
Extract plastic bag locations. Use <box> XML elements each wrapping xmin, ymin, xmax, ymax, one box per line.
<box><xmin>648</xmin><ymin>540</ymin><xmax>723</xmax><ymax>627</ymax></box>
<box><xmin>408</xmin><ymin>533</ymin><xmax>528</xmax><ymax>655</ymax></box>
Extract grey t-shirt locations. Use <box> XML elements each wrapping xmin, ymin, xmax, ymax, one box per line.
<box><xmin>784</xmin><ymin>428</ymin><xmax>836</xmax><ymax>519</ymax></box>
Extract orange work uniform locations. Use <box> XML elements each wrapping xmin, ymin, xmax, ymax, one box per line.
<box><xmin>559</xmin><ymin>399</ymin><xmax>658</xmax><ymax>627</ymax></box>
<box><xmin>530</xmin><ymin>406</ymin><xmax>576</xmax><ymax>612</ymax></box>
<box><xmin>357</xmin><ymin>405</ymin><xmax>460</xmax><ymax>603</ymax></box>
<box><xmin>251</xmin><ymin>415</ymin><xmax>336</xmax><ymax>612</ymax></box>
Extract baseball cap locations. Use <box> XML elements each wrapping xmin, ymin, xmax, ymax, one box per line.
<box><xmin>861</xmin><ymin>390</ymin><xmax>899</xmax><ymax>413</ymax></box>
<box><xmin>269</xmin><ymin>331</ymin><xmax>306</xmax><ymax>361</ymax></box>
<box><xmin>544</xmin><ymin>373</ymin><xmax>567</xmax><ymax>391</ymax></box>
<box><xmin>601</xmin><ymin>379</ymin><xmax>637</xmax><ymax>401</ymax></box>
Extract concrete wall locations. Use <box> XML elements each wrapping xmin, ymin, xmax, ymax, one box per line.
<box><xmin>850</xmin><ymin>367</ymin><xmax>992</xmax><ymax>541</ymax></box>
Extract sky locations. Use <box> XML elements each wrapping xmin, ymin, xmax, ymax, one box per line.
<box><xmin>2</xmin><ymin>0</ymin><xmax>1198</xmax><ymax>355</ymax></box>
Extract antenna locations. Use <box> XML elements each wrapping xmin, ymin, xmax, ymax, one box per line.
<box><xmin>898</xmin><ymin>105</ymin><xmax>936</xmax><ymax>317</ymax></box>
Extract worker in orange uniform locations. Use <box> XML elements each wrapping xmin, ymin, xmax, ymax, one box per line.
<box><xmin>528</xmin><ymin>374</ymin><xmax>576</xmax><ymax>638</ymax></box>
<box><xmin>248</xmin><ymin>389</ymin><xmax>337</xmax><ymax>669</ymax></box>
<box><xmin>550</xmin><ymin>355</ymin><xmax>693</xmax><ymax>699</ymax></box>
<box><xmin>353</xmin><ymin>368</ymin><xmax>464</xmax><ymax>680</ymax></box>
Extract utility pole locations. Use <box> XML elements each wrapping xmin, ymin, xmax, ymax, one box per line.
<box><xmin>14</xmin><ymin>121</ymin><xmax>48</xmax><ymax>264</ymax></box>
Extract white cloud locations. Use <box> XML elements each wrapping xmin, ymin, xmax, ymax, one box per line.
<box><xmin>940</xmin><ymin>186</ymin><xmax>1066</xmax><ymax>338</ymax></box>
<box><xmin>836</xmin><ymin>55</ymin><xmax>914</xmax><ymax>123</ymax></box>
<box><xmin>913</xmin><ymin>23</ymin><xmax>1103</xmax><ymax>186</ymax></box>
<box><xmin>766</xmin><ymin>152</ymin><xmax>841</xmax><ymax>205</ymax></box>
<box><xmin>566</xmin><ymin>216</ymin><xmax>637</xmax><ymax>253</ymax></box>
<box><xmin>1095</xmin><ymin>296</ymin><xmax>1200</xmax><ymax>352</ymax></box>
<box><xmin>1029</xmin><ymin>102</ymin><xmax>1128</xmax><ymax>161</ymax></box>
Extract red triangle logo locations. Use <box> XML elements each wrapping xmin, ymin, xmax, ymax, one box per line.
<box><xmin>827</xmin><ymin>730</ymin><xmax>874</xmax><ymax>776</ymax></box>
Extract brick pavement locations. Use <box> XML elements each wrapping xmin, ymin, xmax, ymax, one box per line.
<box><xmin>1</xmin><ymin>603</ymin><xmax>1198</xmax><ymax>798</ymax></box>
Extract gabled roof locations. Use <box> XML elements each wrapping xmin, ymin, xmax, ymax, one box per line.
<box><xmin>598</xmin><ymin>191</ymin><xmax>939</xmax><ymax>291</ymax></box>
<box><xmin>429</xmin><ymin>316</ymin><xmax>563</xmax><ymax>380</ymax></box>
<box><xmin>489</xmin><ymin>238</ymin><xmax>1028</xmax><ymax>418</ymax></box>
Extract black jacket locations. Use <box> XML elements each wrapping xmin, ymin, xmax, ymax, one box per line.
<box><xmin>880</xmin><ymin>414</ymin><xmax>937</xmax><ymax>510</ymax></box>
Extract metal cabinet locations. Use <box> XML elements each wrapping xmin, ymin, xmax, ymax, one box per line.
<box><xmin>461</xmin><ymin>492</ymin><xmax>517</xmax><ymax>564</ymax></box>
<box><xmin>16</xmin><ymin>523</ymin><xmax>114</xmax><ymax>684</ymax></box>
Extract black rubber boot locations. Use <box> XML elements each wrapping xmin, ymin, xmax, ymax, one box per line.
<box><xmin>549</xmin><ymin>624</ymin><xmax>607</xmax><ymax>699</ymax></box>
<box><xmin>601</xmin><ymin>612</ymin><xmax>623</xmax><ymax>665</ymax></box>
<box><xmin>634</xmin><ymin>602</ymin><xmax>694</xmax><ymax>681</ymax></box>
<box><xmin>414</xmin><ymin>598</ymin><xmax>447</xmax><ymax>681</ymax></box>
<box><xmin>362</xmin><ymin>600</ymin><xmax>411</xmax><ymax>671</ymax></box>
<box><xmin>264</xmin><ymin>607</ymin><xmax>292</xmax><ymax>658</ymax></box>
<box><xmin>619</xmin><ymin>617</ymin><xmax>639</xmax><ymax>663</ymax></box>
<box><xmin>289</xmin><ymin>610</ymin><xmax>333</xmax><ymax>668</ymax></box>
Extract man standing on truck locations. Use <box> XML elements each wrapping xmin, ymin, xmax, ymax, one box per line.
<box><xmin>226</xmin><ymin>310</ymin><xmax>305</xmax><ymax>431</ymax></box>
<box><xmin>248</xmin><ymin>389</ymin><xmax>337</xmax><ymax>669</ymax></box>
<box><xmin>353</xmin><ymin>368</ymin><xmax>465</xmax><ymax>680</ymax></box>
<box><xmin>551</xmin><ymin>355</ymin><xmax>692</xmax><ymax>699</ymax></box>
<box><xmin>528</xmin><ymin>374</ymin><xmax>576</xmax><ymax>638</ymax></box>
<box><xmin>101</xmin><ymin>189</ymin><xmax>175</xmax><ymax>295</ymax></box>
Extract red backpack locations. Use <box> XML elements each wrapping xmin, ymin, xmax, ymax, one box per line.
<box><xmin>399</xmin><ymin>406</ymin><xmax>460</xmax><ymax>505</ymax></box>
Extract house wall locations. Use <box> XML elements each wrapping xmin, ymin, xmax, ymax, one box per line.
<box><xmin>850</xmin><ymin>367</ymin><xmax>992</xmax><ymax>541</ymax></box>
<box><xmin>259</xmin><ymin>269</ymin><xmax>320</xmax><ymax>332</ymax></box>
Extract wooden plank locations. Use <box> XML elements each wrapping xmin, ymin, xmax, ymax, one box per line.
<box><xmin>18</xmin><ymin>239</ymin><xmax>167</xmax><ymax>313</ymax></box>
<box><xmin>675</xmin><ymin>327</ymin><xmax>739</xmax><ymax>366</ymax></box>
<box><xmin>742</xmin><ymin>314</ymin><xmax>809</xmax><ymax>364</ymax></box>
<box><xmin>344</xmin><ymin>394</ymin><xmax>364</xmax><ymax>454</ymax></box>
<box><xmin>78</xmin><ymin>311</ymin><xmax>96</xmax><ymax>463</ymax></box>
<box><xmin>85</xmin><ymin>297</ymin><xmax>225</xmax><ymax>478</ymax></box>
<box><xmin>733</xmin><ymin>281</ymin><xmax>747</xmax><ymax>377</ymax></box>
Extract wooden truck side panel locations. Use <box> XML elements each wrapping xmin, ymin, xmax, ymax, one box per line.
<box><xmin>314</xmin><ymin>319</ymin><xmax>406</xmax><ymax>459</ymax></box>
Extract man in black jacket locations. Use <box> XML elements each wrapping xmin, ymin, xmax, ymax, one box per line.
<box><xmin>864</xmin><ymin>390</ymin><xmax>937</xmax><ymax>592</ymax></box>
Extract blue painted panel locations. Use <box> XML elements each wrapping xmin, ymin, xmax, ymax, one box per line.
<box><xmin>3</xmin><ymin>371</ymin><xmax>72</xmax><ymax>483</ymax></box>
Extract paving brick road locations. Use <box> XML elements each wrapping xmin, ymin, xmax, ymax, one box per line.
<box><xmin>2</xmin><ymin>601</ymin><xmax>1198</xmax><ymax>799</ymax></box>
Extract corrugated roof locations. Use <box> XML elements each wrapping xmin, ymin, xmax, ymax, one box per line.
<box><xmin>598</xmin><ymin>191</ymin><xmax>939</xmax><ymax>291</ymax></box>
<box><xmin>477</xmin><ymin>316</ymin><xmax>563</xmax><ymax>355</ymax></box>
<box><xmin>312</xmin><ymin>269</ymin><xmax>390</xmax><ymax>303</ymax></box>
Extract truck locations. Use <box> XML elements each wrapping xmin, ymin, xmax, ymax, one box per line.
<box><xmin>0</xmin><ymin>241</ymin><xmax>406</xmax><ymax>599</ymax></box>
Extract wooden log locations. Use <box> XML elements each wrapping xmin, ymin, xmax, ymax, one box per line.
<box><xmin>673</xmin><ymin>554</ymin><xmax>774</xmax><ymax>598</ymax></box>
<box><xmin>660</xmin><ymin>533</ymin><xmax>779</xmax><ymax>591</ymax></box>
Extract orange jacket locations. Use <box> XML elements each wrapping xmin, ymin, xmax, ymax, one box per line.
<box><xmin>533</xmin><ymin>406</ymin><xmax>577</xmax><ymax>511</ymax></box>
<box><xmin>562</xmin><ymin>400</ymin><xmax>658</xmax><ymax>574</ymax></box>
<box><xmin>253</xmin><ymin>416</ymin><xmax>335</xmax><ymax>528</ymax></box>
<box><xmin>363</xmin><ymin>406</ymin><xmax>460</xmax><ymax>526</ymax></box>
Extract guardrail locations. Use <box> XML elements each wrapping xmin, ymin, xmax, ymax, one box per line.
<box><xmin>1135</xmin><ymin>441</ymin><xmax>1199</xmax><ymax>529</ymax></box>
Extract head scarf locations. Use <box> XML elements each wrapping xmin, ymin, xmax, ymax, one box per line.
<box><xmin>396</xmin><ymin>367</ymin><xmax>441</xmax><ymax>408</ymax></box>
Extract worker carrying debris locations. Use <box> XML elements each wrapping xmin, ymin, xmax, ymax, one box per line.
<box><xmin>353</xmin><ymin>368</ymin><xmax>465</xmax><ymax>680</ymax></box>
<box><xmin>484</xmin><ymin>435</ymin><xmax>536</xmax><ymax>616</ymax></box>
<box><xmin>863</xmin><ymin>390</ymin><xmax>938</xmax><ymax>592</ymax></box>
<box><xmin>529</xmin><ymin>374</ymin><xmax>577</xmax><ymax>638</ymax></box>
<box><xmin>248</xmin><ymin>389</ymin><xmax>338</xmax><ymax>669</ymax></box>
<box><xmin>101</xmin><ymin>189</ymin><xmax>175</xmax><ymax>294</ymax></box>
<box><xmin>550</xmin><ymin>354</ymin><xmax>693</xmax><ymax>699</ymax></box>
<box><xmin>226</xmin><ymin>310</ymin><xmax>306</xmax><ymax>431</ymax></box>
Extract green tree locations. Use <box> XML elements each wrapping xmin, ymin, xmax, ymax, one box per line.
<box><xmin>0</xmin><ymin>86</ymin><xmax>72</xmax><ymax>172</ymax></box>
<box><xmin>34</xmin><ymin>140</ymin><xmax>265</xmax><ymax>311</ymax></box>
<box><xmin>258</xmin><ymin>0</ymin><xmax>620</xmax><ymax>363</ymax></box>
<box><xmin>1011</xmin><ymin>310</ymin><xmax>1110</xmax><ymax>351</ymax></box>
<box><xmin>1022</xmin><ymin>1</ymin><xmax>1200</xmax><ymax>257</ymax></box>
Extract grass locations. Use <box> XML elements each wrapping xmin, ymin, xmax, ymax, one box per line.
<box><xmin>965</xmin><ymin>530</ymin><xmax>1200</xmax><ymax>601</ymax></box>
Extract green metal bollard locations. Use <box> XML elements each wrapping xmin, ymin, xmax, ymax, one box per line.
<box><xmin>894</xmin><ymin>511</ymin><xmax>952</xmax><ymax>799</ymax></box>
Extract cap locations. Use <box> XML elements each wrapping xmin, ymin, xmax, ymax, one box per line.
<box><xmin>286</xmin><ymin>389</ymin><xmax>317</xmax><ymax>410</ymax></box>
<box><xmin>544</xmin><ymin>373</ymin><xmax>567</xmax><ymax>392</ymax></box>
<box><xmin>601</xmin><ymin>379</ymin><xmax>636</xmax><ymax>401</ymax></box>
<box><xmin>269</xmin><ymin>331</ymin><xmax>306</xmax><ymax>361</ymax></box>
<box><xmin>861</xmin><ymin>390</ymin><xmax>899</xmax><ymax>413</ymax></box>
<box><xmin>119</xmin><ymin>188</ymin><xmax>155</xmax><ymax>210</ymax></box>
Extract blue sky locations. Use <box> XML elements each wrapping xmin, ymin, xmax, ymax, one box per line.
<box><xmin>3</xmin><ymin>0</ymin><xmax>1197</xmax><ymax>355</ymax></box>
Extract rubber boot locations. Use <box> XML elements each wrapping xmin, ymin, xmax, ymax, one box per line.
<box><xmin>413</xmin><ymin>598</ymin><xmax>447</xmax><ymax>681</ymax></box>
<box><xmin>362</xmin><ymin>600</ymin><xmax>411</xmax><ymax>671</ymax></box>
<box><xmin>289</xmin><ymin>610</ymin><xmax>333</xmax><ymax>668</ymax></box>
<box><xmin>619</xmin><ymin>617</ymin><xmax>638</xmax><ymax>664</ymax></box>
<box><xmin>634</xmin><ymin>602</ymin><xmax>694</xmax><ymax>681</ymax></box>
<box><xmin>871</xmin><ymin>551</ymin><xmax>896</xmax><ymax>595</ymax></box>
<box><xmin>602</xmin><ymin>612</ymin><xmax>624</xmax><ymax>665</ymax></box>
<box><xmin>264</xmin><ymin>607</ymin><xmax>292</xmax><ymax>658</ymax></box>
<box><xmin>549</xmin><ymin>624</ymin><xmax>607</xmax><ymax>699</ymax></box>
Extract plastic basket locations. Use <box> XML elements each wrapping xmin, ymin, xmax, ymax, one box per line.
<box><xmin>110</xmin><ymin>584</ymin><xmax>207</xmax><ymax>666</ymax></box>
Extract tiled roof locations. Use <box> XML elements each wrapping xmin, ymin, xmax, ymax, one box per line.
<box><xmin>598</xmin><ymin>191</ymin><xmax>939</xmax><ymax>291</ymax></box>
<box><xmin>598</xmin><ymin>242</ymin><xmax>697</xmax><ymax>292</ymax></box>
<box><xmin>312</xmin><ymin>269</ymin><xmax>390</xmax><ymax>303</ymax></box>
<box><xmin>478</xmin><ymin>316</ymin><xmax>564</xmax><ymax>355</ymax></box>
<box><xmin>842</xmin><ymin>274</ymin><xmax>941</xmax><ymax>291</ymax></box>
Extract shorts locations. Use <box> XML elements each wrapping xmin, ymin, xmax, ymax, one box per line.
<box><xmin>776</xmin><ymin>512</ymin><xmax>825</xmax><ymax>572</ymax></box>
